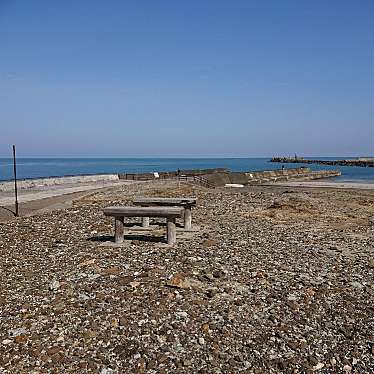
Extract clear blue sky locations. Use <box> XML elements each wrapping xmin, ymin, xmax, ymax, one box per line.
<box><xmin>0</xmin><ymin>1</ymin><xmax>373</xmax><ymax>157</ymax></box>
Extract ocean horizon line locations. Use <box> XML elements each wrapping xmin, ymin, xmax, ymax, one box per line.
<box><xmin>0</xmin><ymin>156</ymin><xmax>369</xmax><ymax>160</ymax></box>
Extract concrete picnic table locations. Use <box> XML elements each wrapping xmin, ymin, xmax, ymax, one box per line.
<box><xmin>132</xmin><ymin>197</ymin><xmax>197</xmax><ymax>230</ymax></box>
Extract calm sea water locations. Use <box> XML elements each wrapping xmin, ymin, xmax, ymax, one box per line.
<box><xmin>0</xmin><ymin>158</ymin><xmax>374</xmax><ymax>182</ymax></box>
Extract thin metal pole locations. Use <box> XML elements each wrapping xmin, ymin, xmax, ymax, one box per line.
<box><xmin>13</xmin><ymin>145</ymin><xmax>19</xmax><ymax>217</ymax></box>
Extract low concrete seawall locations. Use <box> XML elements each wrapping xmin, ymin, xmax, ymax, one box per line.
<box><xmin>0</xmin><ymin>167</ymin><xmax>341</xmax><ymax>192</ymax></box>
<box><xmin>204</xmin><ymin>168</ymin><xmax>341</xmax><ymax>187</ymax></box>
<box><xmin>0</xmin><ymin>174</ymin><xmax>119</xmax><ymax>192</ymax></box>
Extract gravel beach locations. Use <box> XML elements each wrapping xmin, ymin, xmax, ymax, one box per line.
<box><xmin>0</xmin><ymin>180</ymin><xmax>373</xmax><ymax>373</ymax></box>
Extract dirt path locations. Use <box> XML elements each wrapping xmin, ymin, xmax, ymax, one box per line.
<box><xmin>0</xmin><ymin>181</ymin><xmax>133</xmax><ymax>222</ymax></box>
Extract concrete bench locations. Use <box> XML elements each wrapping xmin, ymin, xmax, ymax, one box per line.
<box><xmin>103</xmin><ymin>206</ymin><xmax>184</xmax><ymax>245</ymax></box>
<box><xmin>133</xmin><ymin>197</ymin><xmax>197</xmax><ymax>230</ymax></box>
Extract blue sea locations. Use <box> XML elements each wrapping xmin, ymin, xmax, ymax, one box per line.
<box><xmin>1</xmin><ymin>158</ymin><xmax>374</xmax><ymax>183</ymax></box>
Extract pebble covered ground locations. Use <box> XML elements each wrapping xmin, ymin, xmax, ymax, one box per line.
<box><xmin>0</xmin><ymin>181</ymin><xmax>373</xmax><ymax>373</ymax></box>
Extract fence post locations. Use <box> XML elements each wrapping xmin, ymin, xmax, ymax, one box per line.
<box><xmin>12</xmin><ymin>145</ymin><xmax>19</xmax><ymax>217</ymax></box>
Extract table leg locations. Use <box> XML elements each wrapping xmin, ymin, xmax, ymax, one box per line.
<box><xmin>184</xmin><ymin>206</ymin><xmax>192</xmax><ymax>230</ymax></box>
<box><xmin>167</xmin><ymin>218</ymin><xmax>176</xmax><ymax>245</ymax></box>
<box><xmin>114</xmin><ymin>216</ymin><xmax>124</xmax><ymax>243</ymax></box>
<box><xmin>142</xmin><ymin>217</ymin><xmax>150</xmax><ymax>228</ymax></box>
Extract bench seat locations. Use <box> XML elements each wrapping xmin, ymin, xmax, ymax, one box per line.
<box><xmin>103</xmin><ymin>206</ymin><xmax>183</xmax><ymax>245</ymax></box>
<box><xmin>103</xmin><ymin>206</ymin><xmax>183</xmax><ymax>218</ymax></box>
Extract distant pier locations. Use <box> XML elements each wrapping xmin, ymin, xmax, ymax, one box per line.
<box><xmin>271</xmin><ymin>157</ymin><xmax>374</xmax><ymax>168</ymax></box>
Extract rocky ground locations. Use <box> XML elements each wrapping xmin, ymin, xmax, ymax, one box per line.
<box><xmin>0</xmin><ymin>181</ymin><xmax>373</xmax><ymax>373</ymax></box>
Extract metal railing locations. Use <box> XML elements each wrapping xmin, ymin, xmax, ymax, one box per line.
<box><xmin>175</xmin><ymin>175</ymin><xmax>214</xmax><ymax>188</ymax></box>
<box><xmin>119</xmin><ymin>172</ymin><xmax>214</xmax><ymax>188</ymax></box>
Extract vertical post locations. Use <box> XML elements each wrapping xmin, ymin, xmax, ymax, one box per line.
<box><xmin>167</xmin><ymin>218</ymin><xmax>176</xmax><ymax>245</ymax></box>
<box><xmin>13</xmin><ymin>145</ymin><xmax>19</xmax><ymax>217</ymax></box>
<box><xmin>114</xmin><ymin>216</ymin><xmax>124</xmax><ymax>243</ymax></box>
<box><xmin>184</xmin><ymin>206</ymin><xmax>192</xmax><ymax>230</ymax></box>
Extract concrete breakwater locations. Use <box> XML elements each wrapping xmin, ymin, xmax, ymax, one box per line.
<box><xmin>271</xmin><ymin>157</ymin><xmax>374</xmax><ymax>168</ymax></box>
<box><xmin>204</xmin><ymin>167</ymin><xmax>341</xmax><ymax>187</ymax></box>
<box><xmin>118</xmin><ymin>168</ymin><xmax>228</xmax><ymax>181</ymax></box>
<box><xmin>0</xmin><ymin>168</ymin><xmax>226</xmax><ymax>192</ymax></box>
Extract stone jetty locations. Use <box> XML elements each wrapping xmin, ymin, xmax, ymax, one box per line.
<box><xmin>271</xmin><ymin>157</ymin><xmax>374</xmax><ymax>167</ymax></box>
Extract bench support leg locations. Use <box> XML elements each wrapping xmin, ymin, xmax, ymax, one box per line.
<box><xmin>142</xmin><ymin>217</ymin><xmax>150</xmax><ymax>228</ymax></box>
<box><xmin>167</xmin><ymin>218</ymin><xmax>176</xmax><ymax>245</ymax></box>
<box><xmin>114</xmin><ymin>217</ymin><xmax>124</xmax><ymax>243</ymax></box>
<box><xmin>184</xmin><ymin>206</ymin><xmax>192</xmax><ymax>230</ymax></box>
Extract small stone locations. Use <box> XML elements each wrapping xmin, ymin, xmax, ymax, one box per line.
<box><xmin>79</xmin><ymin>293</ymin><xmax>90</xmax><ymax>301</ymax></box>
<box><xmin>204</xmin><ymin>272</ymin><xmax>214</xmax><ymax>281</ymax></box>
<box><xmin>166</xmin><ymin>272</ymin><xmax>202</xmax><ymax>290</ymax></box>
<box><xmin>198</xmin><ymin>337</ymin><xmax>205</xmax><ymax>345</ymax></box>
<box><xmin>129</xmin><ymin>281</ymin><xmax>141</xmax><ymax>289</ymax></box>
<box><xmin>100</xmin><ymin>368</ymin><xmax>114</xmax><ymax>374</ymax></box>
<box><xmin>2</xmin><ymin>339</ymin><xmax>12</xmax><ymax>345</ymax></box>
<box><xmin>202</xmin><ymin>239</ymin><xmax>217</xmax><ymax>247</ymax></box>
<box><xmin>8</xmin><ymin>328</ymin><xmax>28</xmax><ymax>337</ymax></box>
<box><xmin>201</xmin><ymin>323</ymin><xmax>210</xmax><ymax>333</ymax></box>
<box><xmin>175</xmin><ymin>311</ymin><xmax>188</xmax><ymax>319</ymax></box>
<box><xmin>206</xmin><ymin>288</ymin><xmax>217</xmax><ymax>298</ymax></box>
<box><xmin>111</xmin><ymin>319</ymin><xmax>119</xmax><ymax>327</ymax></box>
<box><xmin>49</xmin><ymin>279</ymin><xmax>60</xmax><ymax>291</ymax></box>
<box><xmin>78</xmin><ymin>258</ymin><xmax>96</xmax><ymax>267</ymax></box>
<box><xmin>103</xmin><ymin>267</ymin><xmax>120</xmax><ymax>276</ymax></box>
<box><xmin>212</xmin><ymin>269</ymin><xmax>224</xmax><ymax>278</ymax></box>
<box><xmin>351</xmin><ymin>281</ymin><xmax>364</xmax><ymax>289</ymax></box>
<box><xmin>14</xmin><ymin>335</ymin><xmax>28</xmax><ymax>343</ymax></box>
<box><xmin>343</xmin><ymin>365</ymin><xmax>352</xmax><ymax>372</ymax></box>
<box><xmin>313</xmin><ymin>362</ymin><xmax>325</xmax><ymax>371</ymax></box>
